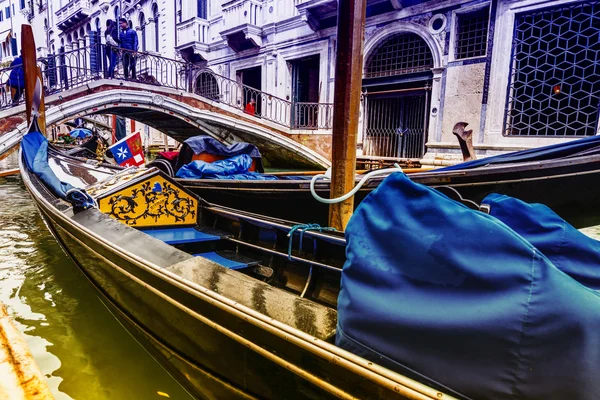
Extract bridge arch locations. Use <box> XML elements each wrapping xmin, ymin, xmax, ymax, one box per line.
<box><xmin>44</xmin><ymin>87</ymin><xmax>329</xmax><ymax>169</ymax></box>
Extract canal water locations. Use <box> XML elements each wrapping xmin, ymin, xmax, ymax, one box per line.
<box><xmin>0</xmin><ymin>168</ymin><xmax>195</xmax><ymax>398</ymax></box>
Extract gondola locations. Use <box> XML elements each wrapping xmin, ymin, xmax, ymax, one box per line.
<box><xmin>22</xmin><ymin>104</ymin><xmax>600</xmax><ymax>399</ymax></box>
<box><xmin>19</xmin><ymin>77</ymin><xmax>456</xmax><ymax>398</ymax></box>
<box><xmin>149</xmin><ymin>135</ymin><xmax>600</xmax><ymax>228</ymax></box>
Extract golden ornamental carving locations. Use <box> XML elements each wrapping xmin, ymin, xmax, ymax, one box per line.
<box><xmin>98</xmin><ymin>177</ymin><xmax>198</xmax><ymax>227</ymax></box>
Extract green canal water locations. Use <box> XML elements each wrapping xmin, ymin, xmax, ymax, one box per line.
<box><xmin>0</xmin><ymin>174</ymin><xmax>195</xmax><ymax>400</ymax></box>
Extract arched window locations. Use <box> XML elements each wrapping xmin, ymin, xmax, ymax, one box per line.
<box><xmin>365</xmin><ymin>33</ymin><xmax>433</xmax><ymax>78</ymax></box>
<box><xmin>66</xmin><ymin>33</ymin><xmax>72</xmax><ymax>46</ymax></box>
<box><xmin>114</xmin><ymin>6</ymin><xmax>119</xmax><ymax>22</ymax></box>
<box><xmin>152</xmin><ymin>4</ymin><xmax>159</xmax><ymax>52</ymax></box>
<box><xmin>139</xmin><ymin>13</ymin><xmax>146</xmax><ymax>51</ymax></box>
<box><xmin>95</xmin><ymin>17</ymin><xmax>101</xmax><ymax>35</ymax></box>
<box><xmin>195</xmin><ymin>72</ymin><xmax>219</xmax><ymax>100</ymax></box>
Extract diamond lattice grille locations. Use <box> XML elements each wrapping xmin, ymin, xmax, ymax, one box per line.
<box><xmin>506</xmin><ymin>1</ymin><xmax>600</xmax><ymax>136</ymax></box>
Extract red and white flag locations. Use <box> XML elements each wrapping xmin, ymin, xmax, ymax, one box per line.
<box><xmin>109</xmin><ymin>132</ymin><xmax>145</xmax><ymax>167</ymax></box>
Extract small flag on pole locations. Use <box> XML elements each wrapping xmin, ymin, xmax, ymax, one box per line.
<box><xmin>109</xmin><ymin>132</ymin><xmax>145</xmax><ymax>167</ymax></box>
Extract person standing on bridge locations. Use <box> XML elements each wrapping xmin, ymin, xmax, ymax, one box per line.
<box><xmin>119</xmin><ymin>18</ymin><xmax>138</xmax><ymax>80</ymax></box>
<box><xmin>244</xmin><ymin>98</ymin><xmax>256</xmax><ymax>116</ymax></box>
<box><xmin>7</xmin><ymin>55</ymin><xmax>25</xmax><ymax>106</ymax></box>
<box><xmin>105</xmin><ymin>19</ymin><xmax>120</xmax><ymax>79</ymax></box>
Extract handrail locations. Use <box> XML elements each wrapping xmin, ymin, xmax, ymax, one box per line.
<box><xmin>1</xmin><ymin>45</ymin><xmax>333</xmax><ymax>130</ymax></box>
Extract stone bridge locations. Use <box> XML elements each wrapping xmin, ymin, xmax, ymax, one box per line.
<box><xmin>0</xmin><ymin>79</ymin><xmax>332</xmax><ymax>169</ymax></box>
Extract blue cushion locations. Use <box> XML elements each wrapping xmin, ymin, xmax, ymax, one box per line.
<box><xmin>338</xmin><ymin>172</ymin><xmax>600</xmax><ymax>399</ymax></box>
<box><xmin>143</xmin><ymin>228</ymin><xmax>220</xmax><ymax>245</ymax></box>
<box><xmin>484</xmin><ymin>193</ymin><xmax>600</xmax><ymax>290</ymax></box>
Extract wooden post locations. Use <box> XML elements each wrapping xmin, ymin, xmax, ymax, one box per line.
<box><xmin>111</xmin><ymin>114</ymin><xmax>117</xmax><ymax>143</ymax></box>
<box><xmin>21</xmin><ymin>25</ymin><xmax>37</xmax><ymax>125</ymax></box>
<box><xmin>328</xmin><ymin>0</ymin><xmax>367</xmax><ymax>230</ymax></box>
<box><xmin>163</xmin><ymin>133</ymin><xmax>169</xmax><ymax>151</ymax></box>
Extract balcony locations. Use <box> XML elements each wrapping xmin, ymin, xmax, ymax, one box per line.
<box><xmin>56</xmin><ymin>0</ymin><xmax>92</xmax><ymax>31</ymax></box>
<box><xmin>220</xmin><ymin>0</ymin><xmax>263</xmax><ymax>52</ymax></box>
<box><xmin>295</xmin><ymin>0</ymin><xmax>404</xmax><ymax>31</ymax></box>
<box><xmin>176</xmin><ymin>18</ymin><xmax>210</xmax><ymax>63</ymax></box>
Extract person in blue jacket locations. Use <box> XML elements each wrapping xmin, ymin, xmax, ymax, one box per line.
<box><xmin>119</xmin><ymin>18</ymin><xmax>139</xmax><ymax>79</ymax></box>
<box><xmin>7</xmin><ymin>55</ymin><xmax>25</xmax><ymax>105</ymax></box>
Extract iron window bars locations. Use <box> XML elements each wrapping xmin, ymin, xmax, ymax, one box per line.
<box><xmin>505</xmin><ymin>1</ymin><xmax>600</xmax><ymax>136</ymax></box>
<box><xmin>455</xmin><ymin>6</ymin><xmax>490</xmax><ymax>60</ymax></box>
<box><xmin>365</xmin><ymin>33</ymin><xmax>434</xmax><ymax>78</ymax></box>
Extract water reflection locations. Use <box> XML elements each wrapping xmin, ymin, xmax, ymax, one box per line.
<box><xmin>0</xmin><ymin>176</ymin><xmax>194</xmax><ymax>400</ymax></box>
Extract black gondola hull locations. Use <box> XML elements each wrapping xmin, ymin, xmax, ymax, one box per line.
<box><xmin>20</xmin><ymin>155</ymin><xmax>439</xmax><ymax>400</ymax></box>
<box><xmin>179</xmin><ymin>156</ymin><xmax>600</xmax><ymax>228</ymax></box>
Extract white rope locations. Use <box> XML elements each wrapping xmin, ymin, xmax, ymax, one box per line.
<box><xmin>309</xmin><ymin>165</ymin><xmax>403</xmax><ymax>204</ymax></box>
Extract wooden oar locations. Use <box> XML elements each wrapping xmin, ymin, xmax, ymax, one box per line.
<box><xmin>267</xmin><ymin>167</ymin><xmax>436</xmax><ymax>177</ymax></box>
<box><xmin>21</xmin><ymin>24</ymin><xmax>38</xmax><ymax>127</ymax></box>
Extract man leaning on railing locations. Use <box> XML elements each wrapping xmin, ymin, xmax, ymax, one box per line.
<box><xmin>119</xmin><ymin>18</ymin><xmax>139</xmax><ymax>80</ymax></box>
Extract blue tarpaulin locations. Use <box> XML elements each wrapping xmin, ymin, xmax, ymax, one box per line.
<box><xmin>184</xmin><ymin>136</ymin><xmax>262</xmax><ymax>159</ymax></box>
<box><xmin>337</xmin><ymin>172</ymin><xmax>600</xmax><ymax>399</ymax></box>
<box><xmin>484</xmin><ymin>193</ymin><xmax>600</xmax><ymax>290</ymax></box>
<box><xmin>22</xmin><ymin>130</ymin><xmax>95</xmax><ymax>209</ymax></box>
<box><xmin>176</xmin><ymin>154</ymin><xmax>278</xmax><ymax>180</ymax></box>
<box><xmin>439</xmin><ymin>134</ymin><xmax>600</xmax><ymax>171</ymax></box>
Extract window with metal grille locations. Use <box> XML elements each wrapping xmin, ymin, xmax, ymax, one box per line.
<box><xmin>365</xmin><ymin>33</ymin><xmax>433</xmax><ymax>78</ymax></box>
<box><xmin>455</xmin><ymin>6</ymin><xmax>489</xmax><ymax>60</ymax></box>
<box><xmin>505</xmin><ymin>1</ymin><xmax>600</xmax><ymax>137</ymax></box>
<box><xmin>195</xmin><ymin>72</ymin><xmax>220</xmax><ymax>101</ymax></box>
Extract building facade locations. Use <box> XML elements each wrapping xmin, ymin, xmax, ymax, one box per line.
<box><xmin>9</xmin><ymin>0</ymin><xmax>600</xmax><ymax>163</ymax></box>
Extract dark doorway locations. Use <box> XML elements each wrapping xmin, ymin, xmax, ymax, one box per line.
<box><xmin>291</xmin><ymin>56</ymin><xmax>320</xmax><ymax>128</ymax></box>
<box><xmin>362</xmin><ymin>32</ymin><xmax>434</xmax><ymax>159</ymax></box>
<box><xmin>363</xmin><ymin>88</ymin><xmax>430</xmax><ymax>159</ymax></box>
<box><xmin>237</xmin><ymin>66</ymin><xmax>262</xmax><ymax>116</ymax></box>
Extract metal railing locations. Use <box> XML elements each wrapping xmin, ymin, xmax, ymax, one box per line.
<box><xmin>1</xmin><ymin>45</ymin><xmax>333</xmax><ymax>131</ymax></box>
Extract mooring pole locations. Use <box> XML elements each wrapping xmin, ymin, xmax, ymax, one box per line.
<box><xmin>21</xmin><ymin>25</ymin><xmax>38</xmax><ymax>125</ymax></box>
<box><xmin>328</xmin><ymin>0</ymin><xmax>367</xmax><ymax>231</ymax></box>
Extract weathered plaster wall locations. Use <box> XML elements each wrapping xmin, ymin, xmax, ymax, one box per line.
<box><xmin>440</xmin><ymin>63</ymin><xmax>485</xmax><ymax>144</ymax></box>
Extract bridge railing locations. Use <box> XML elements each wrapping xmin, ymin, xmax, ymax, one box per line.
<box><xmin>192</xmin><ymin>68</ymin><xmax>334</xmax><ymax>130</ymax></box>
<box><xmin>2</xmin><ymin>45</ymin><xmax>333</xmax><ymax>131</ymax></box>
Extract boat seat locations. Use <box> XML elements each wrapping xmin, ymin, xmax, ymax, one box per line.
<box><xmin>142</xmin><ymin>227</ymin><xmax>221</xmax><ymax>245</ymax></box>
<box><xmin>193</xmin><ymin>250</ymin><xmax>260</xmax><ymax>270</ymax></box>
<box><xmin>167</xmin><ymin>257</ymin><xmax>337</xmax><ymax>340</ymax></box>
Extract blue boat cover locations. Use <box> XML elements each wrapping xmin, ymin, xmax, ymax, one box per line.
<box><xmin>439</xmin><ymin>134</ymin><xmax>600</xmax><ymax>171</ymax></box>
<box><xmin>22</xmin><ymin>130</ymin><xmax>95</xmax><ymax>209</ymax></box>
<box><xmin>484</xmin><ymin>193</ymin><xmax>600</xmax><ymax>290</ymax></box>
<box><xmin>337</xmin><ymin>172</ymin><xmax>600</xmax><ymax>399</ymax></box>
<box><xmin>176</xmin><ymin>154</ymin><xmax>279</xmax><ymax>180</ymax></box>
<box><xmin>184</xmin><ymin>136</ymin><xmax>262</xmax><ymax>159</ymax></box>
